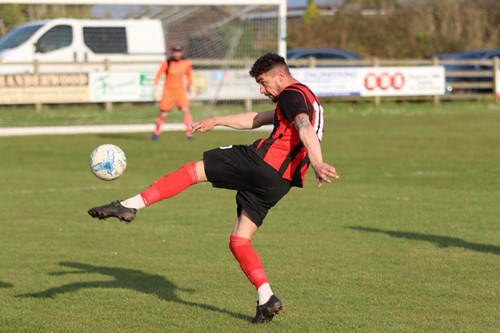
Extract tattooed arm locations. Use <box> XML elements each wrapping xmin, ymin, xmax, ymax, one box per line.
<box><xmin>192</xmin><ymin>110</ymin><xmax>274</xmax><ymax>132</ymax></box>
<box><xmin>294</xmin><ymin>113</ymin><xmax>339</xmax><ymax>187</ymax></box>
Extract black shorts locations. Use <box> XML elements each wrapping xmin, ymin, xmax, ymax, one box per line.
<box><xmin>203</xmin><ymin>145</ymin><xmax>291</xmax><ymax>227</ymax></box>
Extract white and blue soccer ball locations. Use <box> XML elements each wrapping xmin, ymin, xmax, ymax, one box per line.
<box><xmin>89</xmin><ymin>144</ymin><xmax>127</xmax><ymax>181</ymax></box>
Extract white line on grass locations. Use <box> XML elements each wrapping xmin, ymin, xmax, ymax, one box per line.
<box><xmin>0</xmin><ymin>124</ymin><xmax>273</xmax><ymax>137</ymax></box>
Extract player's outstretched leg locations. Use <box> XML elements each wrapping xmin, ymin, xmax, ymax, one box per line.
<box><xmin>88</xmin><ymin>162</ymin><xmax>200</xmax><ymax>223</ymax></box>
<box><xmin>88</xmin><ymin>201</ymin><xmax>137</xmax><ymax>223</ymax></box>
<box><xmin>252</xmin><ymin>294</ymin><xmax>283</xmax><ymax>324</ymax></box>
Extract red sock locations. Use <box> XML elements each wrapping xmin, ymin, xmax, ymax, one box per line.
<box><xmin>140</xmin><ymin>162</ymin><xmax>199</xmax><ymax>206</ymax></box>
<box><xmin>183</xmin><ymin>113</ymin><xmax>193</xmax><ymax>136</ymax></box>
<box><xmin>154</xmin><ymin>116</ymin><xmax>164</xmax><ymax>135</ymax></box>
<box><xmin>229</xmin><ymin>236</ymin><xmax>269</xmax><ymax>290</ymax></box>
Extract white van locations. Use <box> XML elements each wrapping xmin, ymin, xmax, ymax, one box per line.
<box><xmin>0</xmin><ymin>18</ymin><xmax>166</xmax><ymax>74</ymax></box>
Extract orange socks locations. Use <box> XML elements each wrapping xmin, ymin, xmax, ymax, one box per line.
<box><xmin>229</xmin><ymin>235</ymin><xmax>269</xmax><ymax>290</ymax></box>
<box><xmin>154</xmin><ymin>116</ymin><xmax>164</xmax><ymax>136</ymax></box>
<box><xmin>140</xmin><ymin>162</ymin><xmax>199</xmax><ymax>206</ymax></box>
<box><xmin>183</xmin><ymin>112</ymin><xmax>193</xmax><ymax>137</ymax></box>
<box><xmin>155</xmin><ymin>112</ymin><xmax>192</xmax><ymax>137</ymax></box>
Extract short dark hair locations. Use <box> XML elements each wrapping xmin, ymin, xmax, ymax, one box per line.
<box><xmin>249</xmin><ymin>53</ymin><xmax>288</xmax><ymax>78</ymax></box>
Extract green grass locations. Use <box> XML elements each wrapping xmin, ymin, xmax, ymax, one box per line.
<box><xmin>0</xmin><ymin>102</ymin><xmax>499</xmax><ymax>332</ymax></box>
<box><xmin>0</xmin><ymin>101</ymin><xmax>273</xmax><ymax>127</ymax></box>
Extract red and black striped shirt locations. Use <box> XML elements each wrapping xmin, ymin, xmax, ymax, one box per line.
<box><xmin>252</xmin><ymin>83</ymin><xmax>325</xmax><ymax>187</ymax></box>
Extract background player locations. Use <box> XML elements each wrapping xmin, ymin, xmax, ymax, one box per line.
<box><xmin>152</xmin><ymin>45</ymin><xmax>194</xmax><ymax>140</ymax></box>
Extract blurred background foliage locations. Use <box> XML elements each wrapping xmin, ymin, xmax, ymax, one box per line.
<box><xmin>0</xmin><ymin>0</ymin><xmax>498</xmax><ymax>58</ymax></box>
<box><xmin>291</xmin><ymin>0</ymin><xmax>500</xmax><ymax>58</ymax></box>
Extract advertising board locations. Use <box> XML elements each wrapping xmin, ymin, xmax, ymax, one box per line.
<box><xmin>0</xmin><ymin>66</ymin><xmax>446</xmax><ymax>104</ymax></box>
<box><xmin>0</xmin><ymin>73</ymin><xmax>89</xmax><ymax>104</ymax></box>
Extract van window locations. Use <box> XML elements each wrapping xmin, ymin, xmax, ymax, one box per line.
<box><xmin>83</xmin><ymin>27</ymin><xmax>127</xmax><ymax>54</ymax></box>
<box><xmin>36</xmin><ymin>25</ymin><xmax>73</xmax><ymax>53</ymax></box>
<box><xmin>0</xmin><ymin>24</ymin><xmax>44</xmax><ymax>52</ymax></box>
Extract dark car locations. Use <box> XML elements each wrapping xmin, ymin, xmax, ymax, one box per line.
<box><xmin>286</xmin><ymin>48</ymin><xmax>362</xmax><ymax>67</ymax></box>
<box><xmin>437</xmin><ymin>49</ymin><xmax>500</xmax><ymax>93</ymax></box>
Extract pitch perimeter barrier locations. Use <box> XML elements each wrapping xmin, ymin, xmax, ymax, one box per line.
<box><xmin>0</xmin><ymin>57</ymin><xmax>498</xmax><ymax>110</ymax></box>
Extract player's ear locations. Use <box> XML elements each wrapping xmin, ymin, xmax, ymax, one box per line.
<box><xmin>276</xmin><ymin>68</ymin><xmax>286</xmax><ymax>82</ymax></box>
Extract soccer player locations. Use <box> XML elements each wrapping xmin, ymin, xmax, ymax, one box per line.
<box><xmin>152</xmin><ymin>45</ymin><xmax>194</xmax><ymax>140</ymax></box>
<box><xmin>88</xmin><ymin>53</ymin><xmax>339</xmax><ymax>324</ymax></box>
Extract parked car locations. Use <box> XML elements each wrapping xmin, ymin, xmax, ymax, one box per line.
<box><xmin>286</xmin><ymin>48</ymin><xmax>361</xmax><ymax>67</ymax></box>
<box><xmin>436</xmin><ymin>49</ymin><xmax>500</xmax><ymax>93</ymax></box>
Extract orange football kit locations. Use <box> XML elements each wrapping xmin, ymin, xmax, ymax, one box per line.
<box><xmin>153</xmin><ymin>58</ymin><xmax>194</xmax><ymax>138</ymax></box>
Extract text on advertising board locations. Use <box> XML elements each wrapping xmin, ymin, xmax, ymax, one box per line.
<box><xmin>364</xmin><ymin>72</ymin><xmax>405</xmax><ymax>90</ymax></box>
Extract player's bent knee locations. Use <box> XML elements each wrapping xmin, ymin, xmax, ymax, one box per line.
<box><xmin>181</xmin><ymin>162</ymin><xmax>199</xmax><ymax>184</ymax></box>
<box><xmin>229</xmin><ymin>235</ymin><xmax>250</xmax><ymax>256</ymax></box>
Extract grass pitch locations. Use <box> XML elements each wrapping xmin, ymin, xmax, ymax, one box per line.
<box><xmin>0</xmin><ymin>101</ymin><xmax>499</xmax><ymax>332</ymax></box>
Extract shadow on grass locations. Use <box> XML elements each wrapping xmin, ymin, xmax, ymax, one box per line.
<box><xmin>16</xmin><ymin>261</ymin><xmax>251</xmax><ymax>322</ymax></box>
<box><xmin>0</xmin><ymin>281</ymin><xmax>13</xmax><ymax>288</ymax></box>
<box><xmin>347</xmin><ymin>226</ymin><xmax>500</xmax><ymax>255</ymax></box>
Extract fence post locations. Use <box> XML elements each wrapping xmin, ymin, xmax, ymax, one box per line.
<box><xmin>372</xmin><ymin>57</ymin><xmax>380</xmax><ymax>107</ymax></box>
<box><xmin>494</xmin><ymin>57</ymin><xmax>499</xmax><ymax>103</ymax></box>
<box><xmin>308</xmin><ymin>56</ymin><xmax>316</xmax><ymax>68</ymax></box>
<box><xmin>104</xmin><ymin>59</ymin><xmax>113</xmax><ymax>112</ymax></box>
<box><xmin>33</xmin><ymin>60</ymin><xmax>43</xmax><ymax>113</ymax></box>
<box><xmin>244</xmin><ymin>56</ymin><xmax>253</xmax><ymax>112</ymax></box>
<box><xmin>432</xmin><ymin>56</ymin><xmax>441</xmax><ymax>106</ymax></box>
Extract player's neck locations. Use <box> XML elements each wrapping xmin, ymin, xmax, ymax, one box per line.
<box><xmin>285</xmin><ymin>77</ymin><xmax>300</xmax><ymax>87</ymax></box>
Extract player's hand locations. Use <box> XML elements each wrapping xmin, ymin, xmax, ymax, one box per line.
<box><xmin>312</xmin><ymin>162</ymin><xmax>339</xmax><ymax>188</ymax></box>
<box><xmin>192</xmin><ymin>117</ymin><xmax>216</xmax><ymax>132</ymax></box>
<box><xmin>188</xmin><ymin>86</ymin><xmax>196</xmax><ymax>99</ymax></box>
<box><xmin>153</xmin><ymin>88</ymin><xmax>161</xmax><ymax>101</ymax></box>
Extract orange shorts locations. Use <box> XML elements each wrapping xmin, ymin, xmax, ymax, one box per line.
<box><xmin>159</xmin><ymin>89</ymin><xmax>189</xmax><ymax>111</ymax></box>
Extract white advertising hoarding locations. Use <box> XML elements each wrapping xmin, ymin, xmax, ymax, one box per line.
<box><xmin>359</xmin><ymin>66</ymin><xmax>445</xmax><ymax>96</ymax></box>
<box><xmin>89</xmin><ymin>72</ymin><xmax>154</xmax><ymax>102</ymax></box>
<box><xmin>291</xmin><ymin>68</ymin><xmax>361</xmax><ymax>96</ymax></box>
<box><xmin>193</xmin><ymin>70</ymin><xmax>262</xmax><ymax>100</ymax></box>
<box><xmin>87</xmin><ymin>66</ymin><xmax>446</xmax><ymax>102</ymax></box>
<box><xmin>89</xmin><ymin>70</ymin><xmax>262</xmax><ymax>102</ymax></box>
<box><xmin>291</xmin><ymin>66</ymin><xmax>445</xmax><ymax>97</ymax></box>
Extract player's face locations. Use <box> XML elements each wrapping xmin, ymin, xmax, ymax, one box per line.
<box><xmin>256</xmin><ymin>70</ymin><xmax>283</xmax><ymax>102</ymax></box>
<box><xmin>172</xmin><ymin>50</ymin><xmax>183</xmax><ymax>60</ymax></box>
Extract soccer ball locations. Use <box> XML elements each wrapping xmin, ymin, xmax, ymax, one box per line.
<box><xmin>89</xmin><ymin>144</ymin><xmax>127</xmax><ymax>181</ymax></box>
